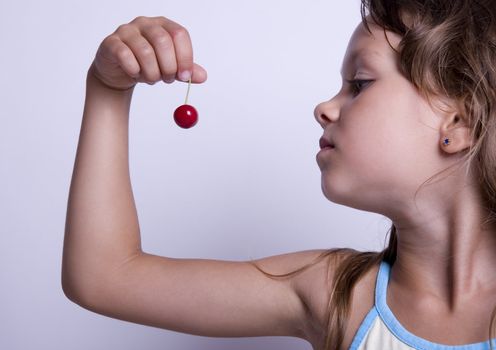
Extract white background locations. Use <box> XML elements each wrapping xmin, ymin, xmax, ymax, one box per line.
<box><xmin>0</xmin><ymin>0</ymin><xmax>391</xmax><ymax>349</ymax></box>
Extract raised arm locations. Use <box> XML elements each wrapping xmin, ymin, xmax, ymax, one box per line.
<box><xmin>62</xmin><ymin>15</ymin><xmax>207</xmax><ymax>297</ymax></box>
<box><xmin>62</xmin><ymin>64</ymin><xmax>140</xmax><ymax>298</ymax></box>
<box><xmin>61</xmin><ymin>16</ymin><xmax>332</xmax><ymax>343</ymax></box>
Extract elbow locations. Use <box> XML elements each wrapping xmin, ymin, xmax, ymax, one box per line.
<box><xmin>61</xmin><ymin>248</ymin><xmax>143</xmax><ymax>310</ymax></box>
<box><xmin>61</xmin><ymin>277</ymin><xmax>105</xmax><ymax>312</ymax></box>
<box><xmin>61</xmin><ymin>273</ymin><xmax>80</xmax><ymax>304</ymax></box>
<box><xmin>61</xmin><ymin>268</ymin><xmax>86</xmax><ymax>306</ymax></box>
<box><xmin>61</xmin><ymin>265</ymin><xmax>99</xmax><ymax>310</ymax></box>
<box><xmin>61</xmin><ymin>261</ymin><xmax>78</xmax><ymax>302</ymax></box>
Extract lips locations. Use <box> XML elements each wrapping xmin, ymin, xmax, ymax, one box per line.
<box><xmin>319</xmin><ymin>136</ymin><xmax>335</xmax><ymax>149</ymax></box>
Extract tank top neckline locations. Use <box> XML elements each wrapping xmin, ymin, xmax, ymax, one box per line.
<box><xmin>376</xmin><ymin>260</ymin><xmax>496</xmax><ymax>349</ymax></box>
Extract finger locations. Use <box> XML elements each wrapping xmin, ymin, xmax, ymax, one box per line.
<box><xmin>155</xmin><ymin>17</ymin><xmax>194</xmax><ymax>82</ymax></box>
<box><xmin>100</xmin><ymin>35</ymin><xmax>141</xmax><ymax>78</ymax></box>
<box><xmin>140</xmin><ymin>24</ymin><xmax>177</xmax><ymax>83</ymax></box>
<box><xmin>191</xmin><ymin>63</ymin><xmax>208</xmax><ymax>84</ymax></box>
<box><xmin>118</xmin><ymin>27</ymin><xmax>162</xmax><ymax>84</ymax></box>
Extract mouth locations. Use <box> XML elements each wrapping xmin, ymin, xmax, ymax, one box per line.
<box><xmin>319</xmin><ymin>137</ymin><xmax>335</xmax><ymax>150</ymax></box>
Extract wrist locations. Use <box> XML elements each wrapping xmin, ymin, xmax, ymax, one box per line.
<box><xmin>86</xmin><ymin>63</ymin><xmax>136</xmax><ymax>94</ymax></box>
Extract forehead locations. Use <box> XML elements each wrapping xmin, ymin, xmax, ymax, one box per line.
<box><xmin>340</xmin><ymin>18</ymin><xmax>402</xmax><ymax>76</ymax></box>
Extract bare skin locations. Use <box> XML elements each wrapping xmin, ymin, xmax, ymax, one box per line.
<box><xmin>315</xmin><ymin>16</ymin><xmax>496</xmax><ymax>345</ymax></box>
<box><xmin>62</xmin><ymin>15</ymin><xmax>331</xmax><ymax>347</ymax></box>
<box><xmin>62</xmin><ymin>12</ymin><xmax>496</xmax><ymax>349</ymax></box>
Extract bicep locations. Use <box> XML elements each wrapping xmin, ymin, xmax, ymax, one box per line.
<box><xmin>71</xmin><ymin>251</ymin><xmax>319</xmax><ymax>339</ymax></box>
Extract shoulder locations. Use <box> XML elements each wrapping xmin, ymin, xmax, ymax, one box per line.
<box><xmin>292</xmin><ymin>248</ymin><xmax>381</xmax><ymax>349</ymax></box>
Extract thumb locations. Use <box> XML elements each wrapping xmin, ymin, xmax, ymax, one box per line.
<box><xmin>191</xmin><ymin>63</ymin><xmax>208</xmax><ymax>84</ymax></box>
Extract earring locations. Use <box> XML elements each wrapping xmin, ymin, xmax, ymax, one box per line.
<box><xmin>443</xmin><ymin>137</ymin><xmax>451</xmax><ymax>146</ymax></box>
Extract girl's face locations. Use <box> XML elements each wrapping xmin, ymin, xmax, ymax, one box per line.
<box><xmin>314</xmin><ymin>18</ymin><xmax>450</xmax><ymax>216</ymax></box>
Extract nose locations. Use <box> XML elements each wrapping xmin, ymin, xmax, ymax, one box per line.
<box><xmin>314</xmin><ymin>96</ymin><xmax>340</xmax><ymax>128</ymax></box>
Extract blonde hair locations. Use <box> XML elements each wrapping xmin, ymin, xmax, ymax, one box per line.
<box><xmin>250</xmin><ymin>0</ymin><xmax>496</xmax><ymax>349</ymax></box>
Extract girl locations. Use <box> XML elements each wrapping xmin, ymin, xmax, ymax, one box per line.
<box><xmin>61</xmin><ymin>0</ymin><xmax>496</xmax><ymax>349</ymax></box>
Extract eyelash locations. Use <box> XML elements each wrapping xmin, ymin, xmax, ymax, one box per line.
<box><xmin>349</xmin><ymin>79</ymin><xmax>372</xmax><ymax>96</ymax></box>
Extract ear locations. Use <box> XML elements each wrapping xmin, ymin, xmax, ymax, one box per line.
<box><xmin>439</xmin><ymin>110</ymin><xmax>472</xmax><ymax>154</ymax></box>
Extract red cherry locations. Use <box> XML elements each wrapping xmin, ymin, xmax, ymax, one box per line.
<box><xmin>173</xmin><ymin>75</ymin><xmax>198</xmax><ymax>128</ymax></box>
<box><xmin>174</xmin><ymin>104</ymin><xmax>198</xmax><ymax>128</ymax></box>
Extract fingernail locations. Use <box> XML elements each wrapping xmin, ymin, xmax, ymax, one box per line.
<box><xmin>179</xmin><ymin>70</ymin><xmax>191</xmax><ymax>82</ymax></box>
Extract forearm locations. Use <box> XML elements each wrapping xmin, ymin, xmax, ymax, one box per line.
<box><xmin>62</xmin><ymin>67</ymin><xmax>142</xmax><ymax>300</ymax></box>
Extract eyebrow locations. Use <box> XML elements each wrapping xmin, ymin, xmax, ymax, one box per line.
<box><xmin>340</xmin><ymin>49</ymin><xmax>381</xmax><ymax>77</ymax></box>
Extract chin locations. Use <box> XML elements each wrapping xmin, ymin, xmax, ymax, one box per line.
<box><xmin>321</xmin><ymin>177</ymin><xmax>348</xmax><ymax>204</ymax></box>
<box><xmin>320</xmin><ymin>177</ymin><xmax>365</xmax><ymax>210</ymax></box>
<box><xmin>322</xmin><ymin>182</ymin><xmax>387</xmax><ymax>216</ymax></box>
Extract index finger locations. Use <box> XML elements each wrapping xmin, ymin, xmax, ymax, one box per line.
<box><xmin>154</xmin><ymin>16</ymin><xmax>194</xmax><ymax>82</ymax></box>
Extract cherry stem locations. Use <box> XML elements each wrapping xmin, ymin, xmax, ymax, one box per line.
<box><xmin>185</xmin><ymin>77</ymin><xmax>191</xmax><ymax>105</ymax></box>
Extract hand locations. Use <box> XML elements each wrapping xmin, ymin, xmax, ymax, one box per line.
<box><xmin>89</xmin><ymin>16</ymin><xmax>208</xmax><ymax>91</ymax></box>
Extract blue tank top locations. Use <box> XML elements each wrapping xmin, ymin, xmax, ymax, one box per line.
<box><xmin>349</xmin><ymin>260</ymin><xmax>496</xmax><ymax>350</ymax></box>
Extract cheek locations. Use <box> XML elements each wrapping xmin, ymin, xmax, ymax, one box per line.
<box><xmin>320</xmin><ymin>79</ymin><xmax>443</xmax><ymax>207</ymax></box>
<box><xmin>335</xmin><ymin>86</ymin><xmax>428</xmax><ymax>190</ymax></box>
<box><xmin>340</xmin><ymin>94</ymin><xmax>399</xmax><ymax>160</ymax></box>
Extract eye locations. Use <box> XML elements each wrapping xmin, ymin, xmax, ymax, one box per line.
<box><xmin>348</xmin><ymin>79</ymin><xmax>373</xmax><ymax>96</ymax></box>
